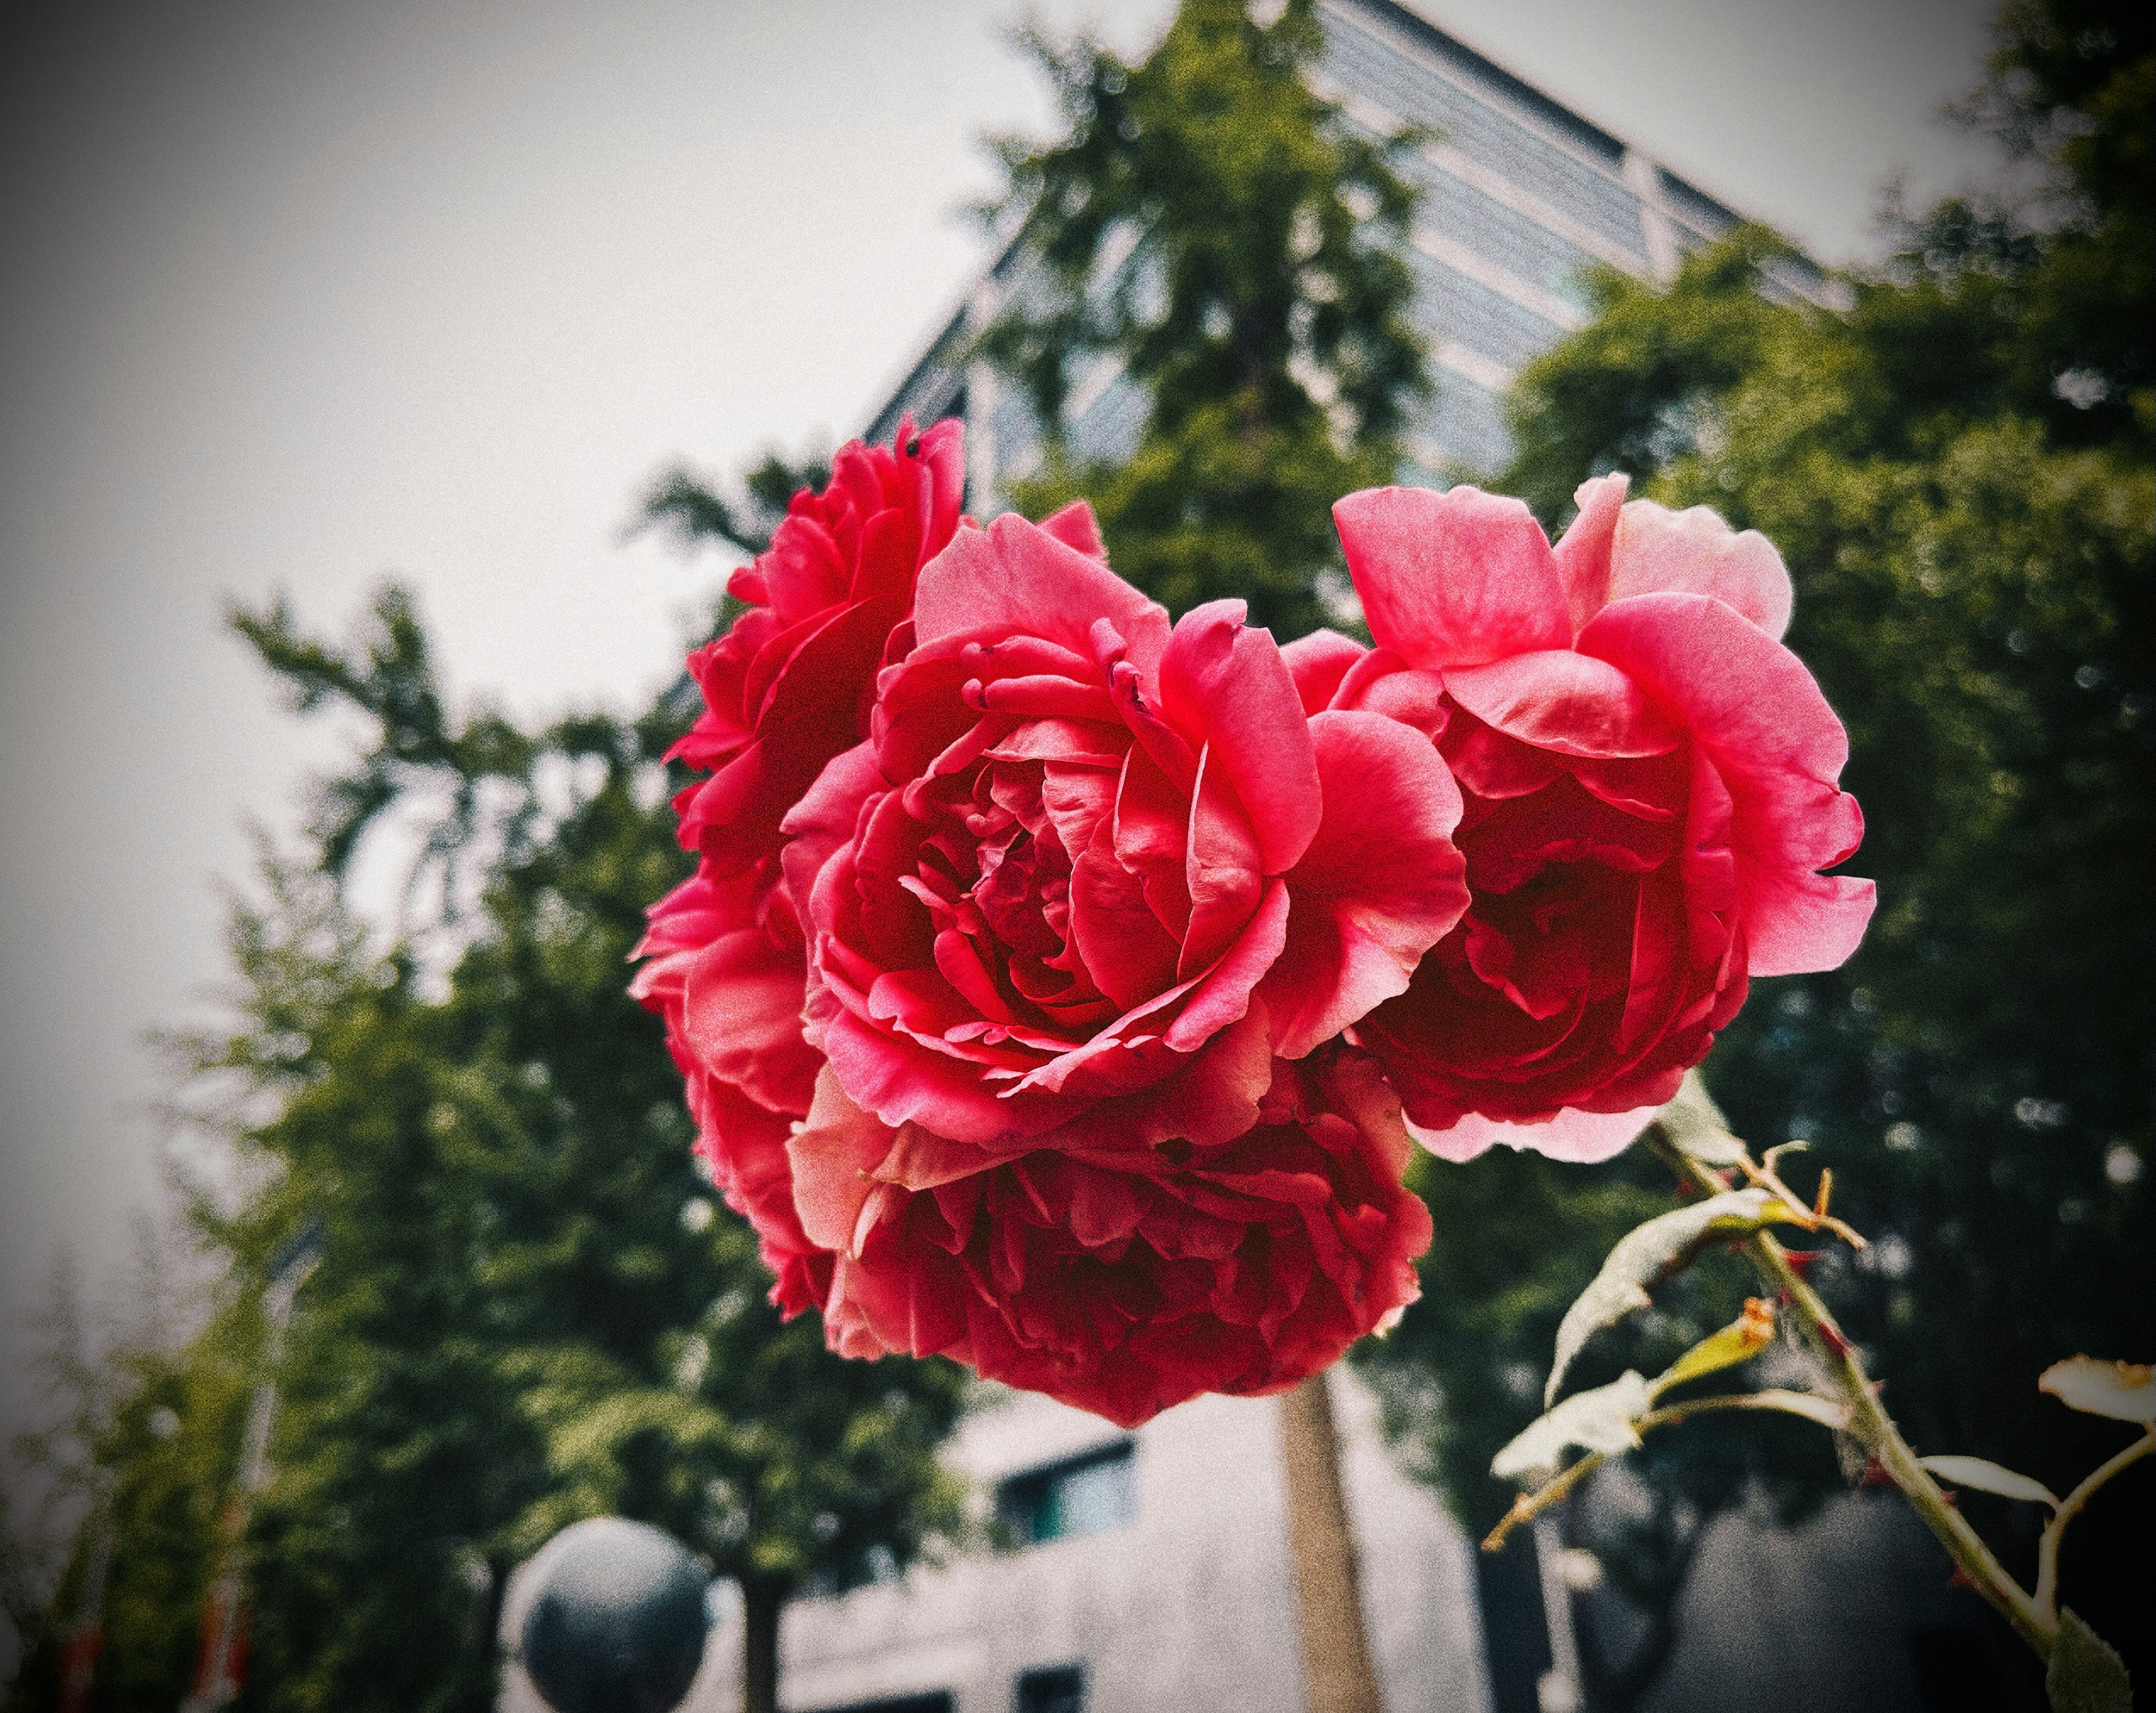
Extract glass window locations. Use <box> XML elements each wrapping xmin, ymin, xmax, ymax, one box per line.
<box><xmin>997</xmin><ymin>1441</ymin><xmax>1136</xmax><ymax>1545</ymax></box>
<box><xmin>1015</xmin><ymin>1664</ymin><xmax>1086</xmax><ymax>1713</ymax></box>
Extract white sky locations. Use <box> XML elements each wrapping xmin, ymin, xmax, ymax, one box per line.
<box><xmin>0</xmin><ymin>0</ymin><xmax>2003</xmax><ymax>1429</ymax></box>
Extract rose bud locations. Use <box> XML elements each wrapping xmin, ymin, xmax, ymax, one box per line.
<box><xmin>1316</xmin><ymin>475</ymin><xmax>1875</xmax><ymax>1164</ymax></box>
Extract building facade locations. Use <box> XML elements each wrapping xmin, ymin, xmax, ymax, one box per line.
<box><xmin>638</xmin><ymin>1370</ymin><xmax>1492</xmax><ymax>1713</ymax></box>
<box><xmin>866</xmin><ymin>0</ymin><xmax>1831</xmax><ymax>509</ymax></box>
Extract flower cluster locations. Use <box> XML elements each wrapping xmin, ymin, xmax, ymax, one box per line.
<box><xmin>636</xmin><ymin>425</ymin><xmax>1872</xmax><ymax>1425</ymax></box>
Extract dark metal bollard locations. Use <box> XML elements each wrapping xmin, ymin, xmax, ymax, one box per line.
<box><xmin>518</xmin><ymin>1518</ymin><xmax>712</xmax><ymax>1713</ymax></box>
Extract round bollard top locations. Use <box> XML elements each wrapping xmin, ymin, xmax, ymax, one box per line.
<box><xmin>519</xmin><ymin>1517</ymin><xmax>711</xmax><ymax>1713</ymax></box>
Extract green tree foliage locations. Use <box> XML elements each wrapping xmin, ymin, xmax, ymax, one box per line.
<box><xmin>639</xmin><ymin>445</ymin><xmax>835</xmax><ymax>560</ymax></box>
<box><xmin>1360</xmin><ymin>0</ymin><xmax>2152</xmax><ymax>1691</ymax></box>
<box><xmin>979</xmin><ymin>0</ymin><xmax>1428</xmax><ymax>638</ymax></box>
<box><xmin>15</xmin><ymin>587</ymin><xmax>965</xmax><ymax>1712</ymax></box>
<box><xmin>6</xmin><ymin>1255</ymin><xmax>250</xmax><ymax>1711</ymax></box>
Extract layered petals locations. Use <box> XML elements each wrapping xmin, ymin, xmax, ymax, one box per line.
<box><xmin>1261</xmin><ymin>712</ymin><xmax>1470</xmax><ymax>1058</ymax></box>
<box><xmin>788</xmin><ymin>515</ymin><xmax>1344</xmax><ymax>1149</ymax></box>
<box><xmin>669</xmin><ymin>416</ymin><xmax>968</xmax><ymax>869</ymax></box>
<box><xmin>634</xmin><ymin>418</ymin><xmax>974</xmax><ymax>1313</ymax></box>
<box><xmin>1333</xmin><ymin>477</ymin><xmax>1871</xmax><ymax>1160</ymax></box>
<box><xmin>1552</xmin><ymin>472</ymin><xmax>1795</xmax><ymax>642</ymax></box>
<box><xmin>1579</xmin><ymin>592</ymin><xmax>1874</xmax><ymax>975</ymax></box>
<box><xmin>789</xmin><ymin>1050</ymin><xmax>1431</xmax><ymax>1426</ymax></box>
<box><xmin>631</xmin><ymin>867</ymin><xmax>828</xmax><ymax>1313</ymax></box>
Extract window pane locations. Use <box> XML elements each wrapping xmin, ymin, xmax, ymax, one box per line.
<box><xmin>997</xmin><ymin>1441</ymin><xmax>1135</xmax><ymax>1545</ymax></box>
<box><xmin>1051</xmin><ymin>1452</ymin><xmax>1134</xmax><ymax>1540</ymax></box>
<box><xmin>1016</xmin><ymin>1664</ymin><xmax>1086</xmax><ymax>1713</ymax></box>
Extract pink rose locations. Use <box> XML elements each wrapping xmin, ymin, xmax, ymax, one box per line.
<box><xmin>782</xmin><ymin>512</ymin><xmax>1470</xmax><ymax>1156</ymax></box>
<box><xmin>636</xmin><ymin>418</ymin><xmax>961</xmax><ymax>1307</ymax></box>
<box><xmin>1320</xmin><ymin>475</ymin><xmax>1875</xmax><ymax>1163</ymax></box>
<box><xmin>787</xmin><ymin>1047</ymin><xmax>1433</xmax><ymax>1427</ymax></box>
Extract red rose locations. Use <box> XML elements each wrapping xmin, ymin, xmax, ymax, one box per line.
<box><xmin>786</xmin><ymin>1047</ymin><xmax>1433</xmax><ymax>1427</ymax></box>
<box><xmin>781</xmin><ymin>511</ymin><xmax>1469</xmax><ymax>1157</ymax></box>
<box><xmin>631</xmin><ymin>867</ymin><xmax>829</xmax><ymax>1313</ymax></box>
<box><xmin>1321</xmin><ymin>475</ymin><xmax>1875</xmax><ymax>1163</ymax></box>
<box><xmin>668</xmin><ymin>416</ymin><xmax>967</xmax><ymax>869</ymax></box>
<box><xmin>634</xmin><ymin>422</ymin><xmax>1114</xmax><ymax>1309</ymax></box>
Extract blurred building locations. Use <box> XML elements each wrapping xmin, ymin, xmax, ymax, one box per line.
<box><xmin>671</xmin><ymin>1369</ymin><xmax>1491</xmax><ymax>1713</ymax></box>
<box><xmin>868</xmin><ymin>0</ymin><xmax>1833</xmax><ymax>505</ymax></box>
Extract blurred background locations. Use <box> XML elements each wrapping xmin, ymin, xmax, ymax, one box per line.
<box><xmin>1</xmin><ymin>1</ymin><xmax>2147</xmax><ymax>1710</ymax></box>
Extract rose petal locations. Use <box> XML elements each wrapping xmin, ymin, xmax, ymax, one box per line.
<box><xmin>1405</xmin><ymin>1104</ymin><xmax>1660</xmax><ymax>1165</ymax></box>
<box><xmin>1157</xmin><ymin>600</ymin><xmax>1324</xmax><ymax>875</ymax></box>
<box><xmin>681</xmin><ymin>928</ymin><xmax>821</xmax><ymax>1118</ymax></box>
<box><xmin>1333</xmin><ymin>484</ymin><xmax>1570</xmax><ymax>668</ymax></box>
<box><xmin>780</xmin><ymin>742</ymin><xmax>885</xmax><ymax>930</ymax></box>
<box><xmin>1280</xmin><ymin>629</ymin><xmax>1368</xmax><ymax>716</ymax></box>
<box><xmin>788</xmin><ymin>1068</ymin><xmax>896</xmax><ymax>1254</ymax></box>
<box><xmin>1263</xmin><ymin>712</ymin><xmax>1470</xmax><ymax>1058</ymax></box>
<box><xmin>1442</xmin><ymin>650</ymin><xmax>1679</xmax><ymax>759</ymax></box>
<box><xmin>1578</xmin><ymin>593</ymin><xmax>1873</xmax><ymax>975</ymax></box>
<box><xmin>1163</xmin><ymin>879</ymin><xmax>1291</xmax><ymax>1052</ymax></box>
<box><xmin>1068</xmin><ymin>819</ymin><xmax>1183</xmax><ymax>1011</ymax></box>
<box><xmin>816</xmin><ymin>999</ymin><xmax>1064</xmax><ymax>1147</ymax></box>
<box><xmin>1180</xmin><ymin>744</ymin><xmax>1266</xmax><ymax>977</ymax></box>
<box><xmin>914</xmin><ymin>514</ymin><xmax>1169</xmax><ymax>677</ymax></box>
<box><xmin>1552</xmin><ymin>472</ymin><xmax>1628</xmax><ymax>637</ymax></box>
<box><xmin>1037</xmin><ymin>498</ymin><xmax>1108</xmax><ymax>561</ymax></box>
<box><xmin>1735</xmin><ymin>868</ymin><xmax>1878</xmax><ymax>977</ymax></box>
<box><xmin>1610</xmin><ymin>499</ymin><xmax>1794</xmax><ymax>640</ymax></box>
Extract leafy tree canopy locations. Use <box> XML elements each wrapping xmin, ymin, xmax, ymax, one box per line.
<box><xmin>14</xmin><ymin>588</ymin><xmax>966</xmax><ymax>1712</ymax></box>
<box><xmin>979</xmin><ymin>0</ymin><xmax>1428</xmax><ymax>638</ymax></box>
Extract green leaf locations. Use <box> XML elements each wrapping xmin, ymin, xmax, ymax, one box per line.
<box><xmin>2039</xmin><ymin>1357</ymin><xmax>2156</xmax><ymax>1424</ymax></box>
<box><xmin>1916</xmin><ymin>1455</ymin><xmax>2060</xmax><ymax>1508</ymax></box>
<box><xmin>1546</xmin><ymin>1188</ymin><xmax>1791</xmax><ymax>1408</ymax></box>
<box><xmin>1650</xmin><ymin>1302</ymin><xmax>1774</xmax><ymax>1399</ymax></box>
<box><xmin>2047</xmin><ymin>1608</ymin><xmax>2133</xmax><ymax>1713</ymax></box>
<box><xmin>1742</xmin><ymin>1390</ymin><xmax>1850</xmax><ymax>1431</ymax></box>
<box><xmin>1493</xmin><ymin>1371</ymin><xmax>1653</xmax><ymax>1480</ymax></box>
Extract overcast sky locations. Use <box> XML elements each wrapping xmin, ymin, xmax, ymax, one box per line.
<box><xmin>0</xmin><ymin>0</ymin><xmax>2003</xmax><ymax>1429</ymax></box>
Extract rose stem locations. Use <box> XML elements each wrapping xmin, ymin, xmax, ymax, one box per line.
<box><xmin>1643</xmin><ymin>1124</ymin><xmax>2058</xmax><ymax>1661</ymax></box>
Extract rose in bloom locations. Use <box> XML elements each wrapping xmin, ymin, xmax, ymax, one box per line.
<box><xmin>635</xmin><ymin>419</ymin><xmax>962</xmax><ymax>1305</ymax></box>
<box><xmin>668</xmin><ymin>415</ymin><xmax>967</xmax><ymax>868</ymax></box>
<box><xmin>634</xmin><ymin>421</ymin><xmax>1113</xmax><ymax>1308</ymax></box>
<box><xmin>781</xmin><ymin>510</ymin><xmax>1470</xmax><ymax>1160</ymax></box>
<box><xmin>1311</xmin><ymin>475</ymin><xmax>1874</xmax><ymax>1163</ymax></box>
<box><xmin>787</xmin><ymin>1047</ymin><xmax>1433</xmax><ymax>1426</ymax></box>
<box><xmin>631</xmin><ymin>866</ymin><xmax>830</xmax><ymax>1313</ymax></box>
